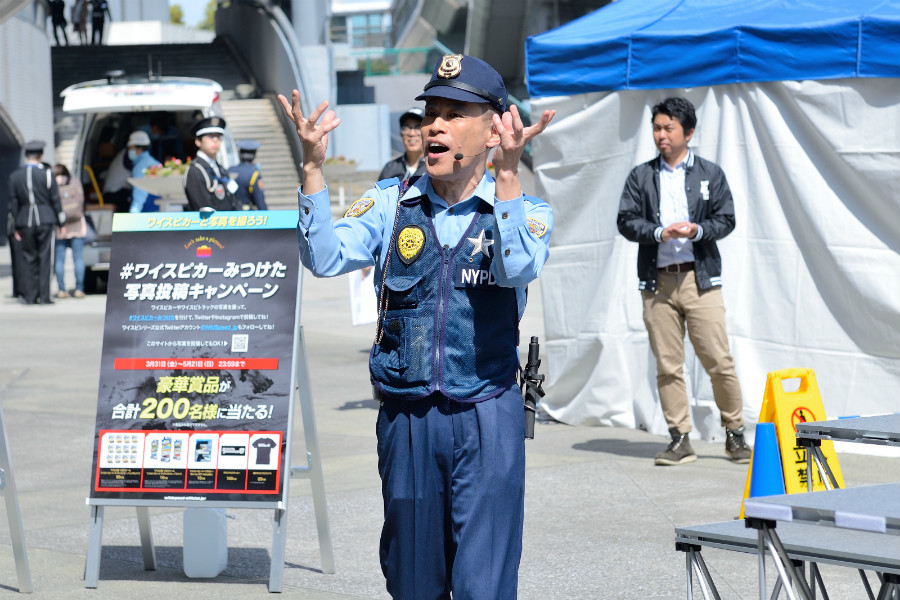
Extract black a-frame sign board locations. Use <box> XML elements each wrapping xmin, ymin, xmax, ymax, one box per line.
<box><xmin>83</xmin><ymin>211</ymin><xmax>333</xmax><ymax>591</ymax></box>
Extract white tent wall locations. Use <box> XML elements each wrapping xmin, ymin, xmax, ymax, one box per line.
<box><xmin>530</xmin><ymin>78</ymin><xmax>900</xmax><ymax>443</ymax></box>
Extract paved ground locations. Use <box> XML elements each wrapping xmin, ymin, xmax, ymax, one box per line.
<box><xmin>0</xmin><ymin>229</ymin><xmax>897</xmax><ymax>599</ymax></box>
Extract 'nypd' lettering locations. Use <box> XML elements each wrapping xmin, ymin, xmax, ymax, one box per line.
<box><xmin>455</xmin><ymin>263</ymin><xmax>497</xmax><ymax>288</ymax></box>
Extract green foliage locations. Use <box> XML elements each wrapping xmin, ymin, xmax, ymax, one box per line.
<box><xmin>169</xmin><ymin>4</ymin><xmax>184</xmax><ymax>25</ymax></box>
<box><xmin>197</xmin><ymin>0</ymin><xmax>216</xmax><ymax>31</ymax></box>
<box><xmin>358</xmin><ymin>58</ymin><xmax>392</xmax><ymax>75</ymax></box>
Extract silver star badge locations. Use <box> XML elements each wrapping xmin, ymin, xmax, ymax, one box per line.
<box><xmin>467</xmin><ymin>228</ymin><xmax>494</xmax><ymax>257</ymax></box>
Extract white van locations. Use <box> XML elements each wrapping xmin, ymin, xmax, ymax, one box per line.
<box><xmin>61</xmin><ymin>73</ymin><xmax>239</xmax><ymax>292</ymax></box>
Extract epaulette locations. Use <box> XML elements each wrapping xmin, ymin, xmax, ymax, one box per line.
<box><xmin>375</xmin><ymin>177</ymin><xmax>400</xmax><ymax>190</ymax></box>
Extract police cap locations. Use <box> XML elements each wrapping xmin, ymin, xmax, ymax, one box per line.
<box><xmin>237</xmin><ymin>140</ymin><xmax>260</xmax><ymax>152</ymax></box>
<box><xmin>415</xmin><ymin>54</ymin><xmax>507</xmax><ymax>113</ymax></box>
<box><xmin>399</xmin><ymin>107</ymin><xmax>424</xmax><ymax>126</ymax></box>
<box><xmin>191</xmin><ymin>116</ymin><xmax>227</xmax><ymax>138</ymax></box>
<box><xmin>24</xmin><ymin>140</ymin><xmax>46</xmax><ymax>154</ymax></box>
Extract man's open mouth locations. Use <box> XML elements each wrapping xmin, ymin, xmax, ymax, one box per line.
<box><xmin>427</xmin><ymin>142</ymin><xmax>450</xmax><ymax>158</ymax></box>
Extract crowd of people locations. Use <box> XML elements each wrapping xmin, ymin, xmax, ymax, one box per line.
<box><xmin>48</xmin><ymin>0</ymin><xmax>111</xmax><ymax>46</ymax></box>
<box><xmin>2</xmin><ymin>112</ymin><xmax>271</xmax><ymax>302</ymax></box>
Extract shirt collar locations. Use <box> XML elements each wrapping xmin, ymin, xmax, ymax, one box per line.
<box><xmin>401</xmin><ymin>172</ymin><xmax>496</xmax><ymax>208</ymax></box>
<box><xmin>196</xmin><ymin>151</ymin><xmax>217</xmax><ymax>166</ymax></box>
<box><xmin>660</xmin><ymin>148</ymin><xmax>694</xmax><ymax>172</ymax></box>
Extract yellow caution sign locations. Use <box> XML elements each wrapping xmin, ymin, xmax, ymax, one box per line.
<box><xmin>740</xmin><ymin>368</ymin><xmax>844</xmax><ymax>516</ymax></box>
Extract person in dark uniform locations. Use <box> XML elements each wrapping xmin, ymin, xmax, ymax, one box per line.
<box><xmin>377</xmin><ymin>106</ymin><xmax>426</xmax><ymax>182</ymax></box>
<box><xmin>8</xmin><ymin>141</ymin><xmax>66</xmax><ymax>305</ymax></box>
<box><xmin>183</xmin><ymin>116</ymin><xmax>240</xmax><ymax>212</ymax></box>
<box><xmin>49</xmin><ymin>0</ymin><xmax>68</xmax><ymax>46</ymax></box>
<box><xmin>227</xmin><ymin>140</ymin><xmax>267</xmax><ymax>210</ymax></box>
<box><xmin>3</xmin><ymin>185</ymin><xmax>26</xmax><ymax>300</ymax></box>
<box><xmin>90</xmin><ymin>0</ymin><xmax>111</xmax><ymax>45</ymax></box>
<box><xmin>280</xmin><ymin>54</ymin><xmax>556</xmax><ymax>599</ymax></box>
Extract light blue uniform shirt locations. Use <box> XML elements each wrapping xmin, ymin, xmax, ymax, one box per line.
<box><xmin>128</xmin><ymin>151</ymin><xmax>161</xmax><ymax>213</ymax></box>
<box><xmin>296</xmin><ymin>172</ymin><xmax>552</xmax><ymax>320</ymax></box>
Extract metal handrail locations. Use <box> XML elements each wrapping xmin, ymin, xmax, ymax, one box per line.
<box><xmin>83</xmin><ymin>165</ymin><xmax>105</xmax><ymax>207</ymax></box>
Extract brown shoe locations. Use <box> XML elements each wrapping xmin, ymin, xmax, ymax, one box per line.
<box><xmin>655</xmin><ymin>429</ymin><xmax>697</xmax><ymax>466</ymax></box>
<box><xmin>55</xmin><ymin>290</ymin><xmax>70</xmax><ymax>299</ymax></box>
<box><xmin>726</xmin><ymin>426</ymin><xmax>752</xmax><ymax>463</ymax></box>
<box><xmin>72</xmin><ymin>290</ymin><xmax>87</xmax><ymax>298</ymax></box>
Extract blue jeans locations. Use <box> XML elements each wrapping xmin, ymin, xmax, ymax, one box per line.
<box><xmin>55</xmin><ymin>236</ymin><xmax>85</xmax><ymax>292</ymax></box>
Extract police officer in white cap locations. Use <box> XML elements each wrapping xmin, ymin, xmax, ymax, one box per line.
<box><xmin>8</xmin><ymin>140</ymin><xmax>65</xmax><ymax>304</ymax></box>
<box><xmin>184</xmin><ymin>116</ymin><xmax>240</xmax><ymax>212</ymax></box>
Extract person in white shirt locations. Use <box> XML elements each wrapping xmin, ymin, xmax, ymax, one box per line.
<box><xmin>617</xmin><ymin>96</ymin><xmax>751</xmax><ymax>466</ymax></box>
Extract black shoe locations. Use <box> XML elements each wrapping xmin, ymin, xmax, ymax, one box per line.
<box><xmin>726</xmin><ymin>426</ymin><xmax>752</xmax><ymax>463</ymax></box>
<box><xmin>655</xmin><ymin>429</ymin><xmax>697</xmax><ymax>466</ymax></box>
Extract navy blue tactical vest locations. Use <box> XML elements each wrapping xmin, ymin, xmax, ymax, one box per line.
<box><xmin>370</xmin><ymin>195</ymin><xmax>519</xmax><ymax>402</ymax></box>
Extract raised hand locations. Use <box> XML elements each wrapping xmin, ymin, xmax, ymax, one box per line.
<box><xmin>491</xmin><ymin>105</ymin><xmax>556</xmax><ymax>175</ymax></box>
<box><xmin>277</xmin><ymin>92</ymin><xmax>341</xmax><ymax>169</ymax></box>
<box><xmin>277</xmin><ymin>91</ymin><xmax>341</xmax><ymax>194</ymax></box>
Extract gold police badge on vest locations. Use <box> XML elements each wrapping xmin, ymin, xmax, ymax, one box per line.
<box><xmin>437</xmin><ymin>54</ymin><xmax>463</xmax><ymax>79</ymax></box>
<box><xmin>344</xmin><ymin>197</ymin><xmax>374</xmax><ymax>218</ymax></box>
<box><xmin>397</xmin><ymin>225</ymin><xmax>426</xmax><ymax>264</ymax></box>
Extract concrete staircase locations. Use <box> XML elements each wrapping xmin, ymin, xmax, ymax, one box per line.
<box><xmin>219</xmin><ymin>97</ymin><xmax>301</xmax><ymax>210</ymax></box>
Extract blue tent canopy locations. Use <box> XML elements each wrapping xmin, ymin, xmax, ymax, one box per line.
<box><xmin>525</xmin><ymin>0</ymin><xmax>900</xmax><ymax>97</ymax></box>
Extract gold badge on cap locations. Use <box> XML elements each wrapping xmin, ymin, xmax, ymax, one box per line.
<box><xmin>437</xmin><ymin>54</ymin><xmax>463</xmax><ymax>79</ymax></box>
<box><xmin>397</xmin><ymin>225</ymin><xmax>426</xmax><ymax>264</ymax></box>
<box><xmin>344</xmin><ymin>197</ymin><xmax>375</xmax><ymax>218</ymax></box>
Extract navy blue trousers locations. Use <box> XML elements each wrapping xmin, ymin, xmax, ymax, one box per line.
<box><xmin>376</xmin><ymin>384</ymin><xmax>525</xmax><ymax>600</ymax></box>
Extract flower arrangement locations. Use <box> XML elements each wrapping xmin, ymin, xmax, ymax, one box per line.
<box><xmin>144</xmin><ymin>157</ymin><xmax>190</xmax><ymax>177</ymax></box>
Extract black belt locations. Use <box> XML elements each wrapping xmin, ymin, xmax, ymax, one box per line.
<box><xmin>659</xmin><ymin>262</ymin><xmax>694</xmax><ymax>273</ymax></box>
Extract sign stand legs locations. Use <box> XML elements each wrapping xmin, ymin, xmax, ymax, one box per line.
<box><xmin>0</xmin><ymin>400</ymin><xmax>33</xmax><ymax>593</ymax></box>
<box><xmin>268</xmin><ymin>508</ymin><xmax>288</xmax><ymax>592</ymax></box>
<box><xmin>269</xmin><ymin>326</ymin><xmax>335</xmax><ymax>592</ymax></box>
<box><xmin>84</xmin><ymin>506</ymin><xmax>103</xmax><ymax>588</ymax></box>
<box><xmin>85</xmin><ymin>505</ymin><xmax>157</xmax><ymax>588</ymax></box>
<box><xmin>294</xmin><ymin>327</ymin><xmax>335</xmax><ymax>574</ymax></box>
<box><xmin>136</xmin><ymin>507</ymin><xmax>157</xmax><ymax>570</ymax></box>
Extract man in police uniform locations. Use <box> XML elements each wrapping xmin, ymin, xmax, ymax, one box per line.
<box><xmin>377</xmin><ymin>106</ymin><xmax>426</xmax><ymax>182</ymax></box>
<box><xmin>227</xmin><ymin>140</ymin><xmax>267</xmax><ymax>210</ymax></box>
<box><xmin>280</xmin><ymin>55</ymin><xmax>556</xmax><ymax>599</ymax></box>
<box><xmin>7</xmin><ymin>141</ymin><xmax>66</xmax><ymax>304</ymax></box>
<box><xmin>183</xmin><ymin>116</ymin><xmax>240</xmax><ymax>212</ymax></box>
